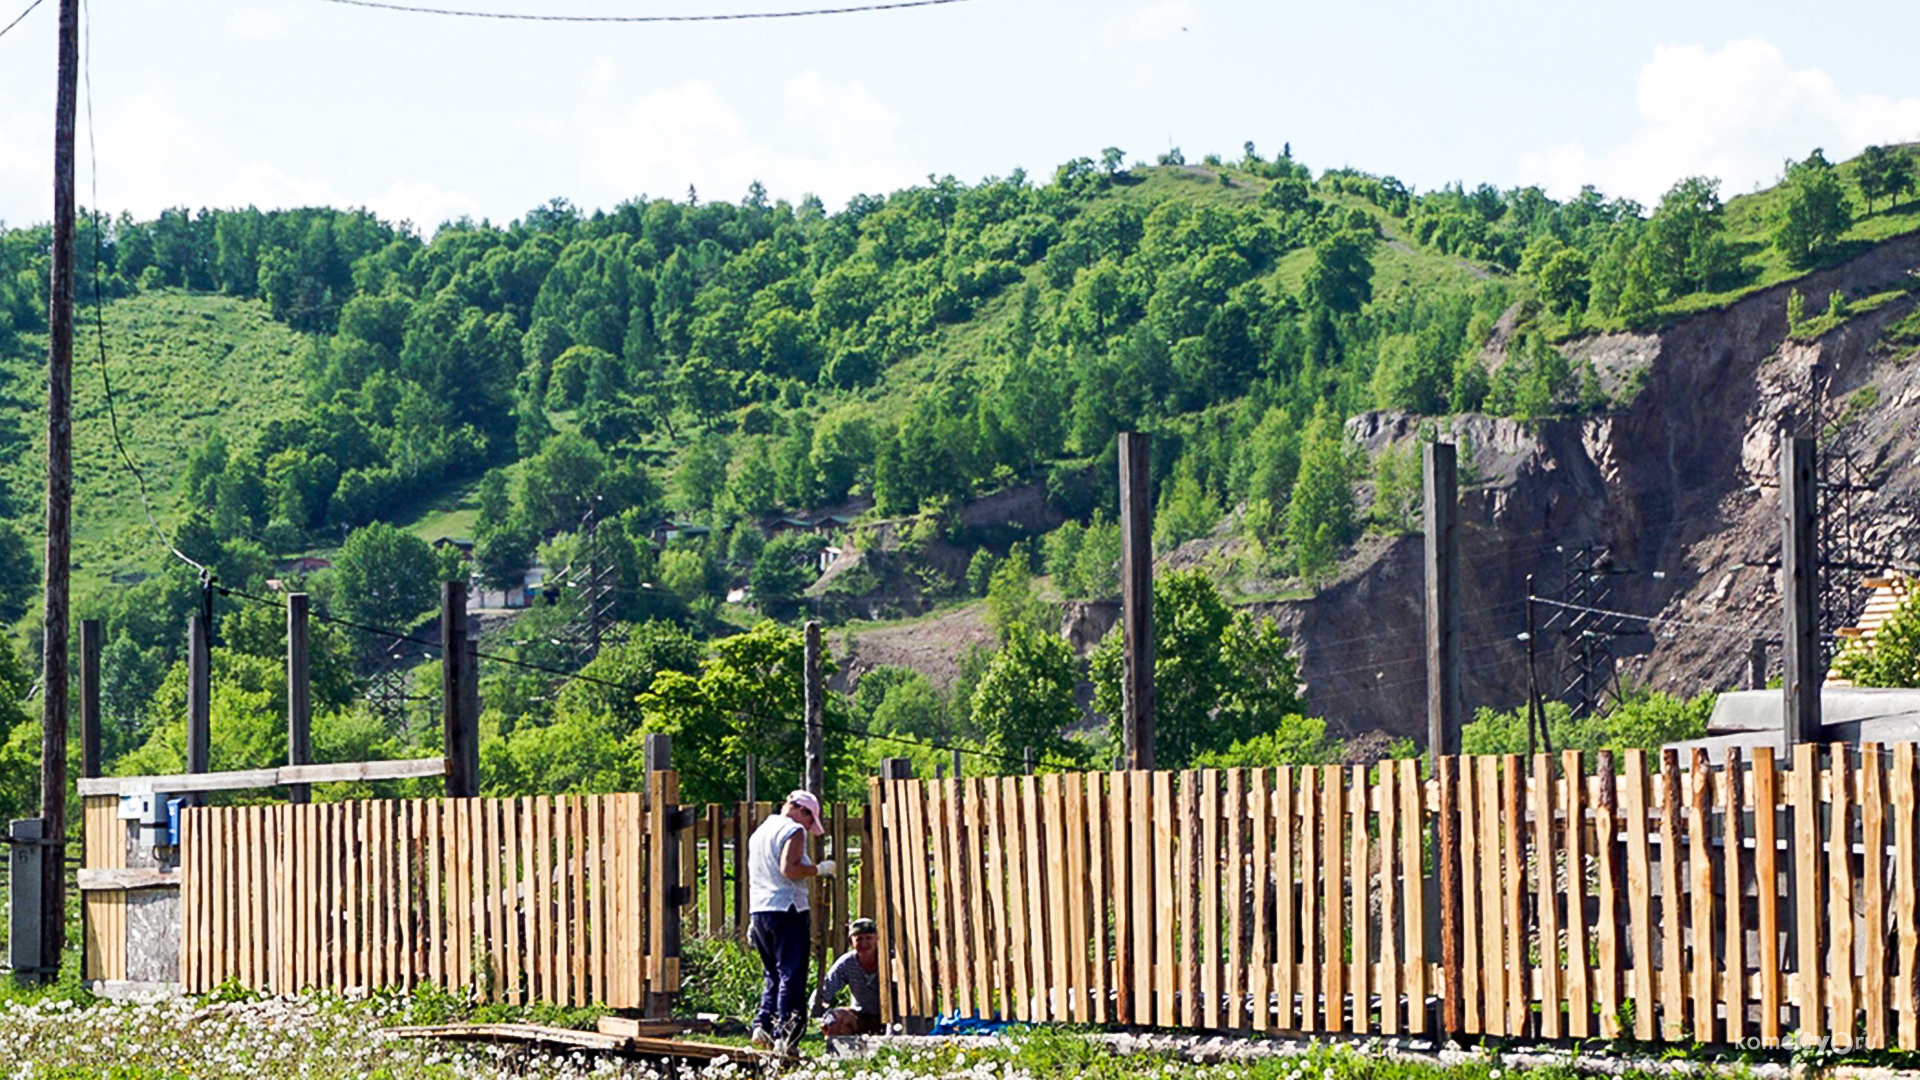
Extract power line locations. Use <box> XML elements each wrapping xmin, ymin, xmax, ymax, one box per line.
<box><xmin>0</xmin><ymin>0</ymin><xmax>42</xmax><ymax>40</ymax></box>
<box><xmin>309</xmin><ymin>0</ymin><xmax>977</xmax><ymax>22</ymax></box>
<box><xmin>80</xmin><ymin>0</ymin><xmax>206</xmax><ymax>578</ymax></box>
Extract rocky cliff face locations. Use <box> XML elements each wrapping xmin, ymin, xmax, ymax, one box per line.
<box><xmin>1274</xmin><ymin>233</ymin><xmax>1920</xmax><ymax>743</ymax></box>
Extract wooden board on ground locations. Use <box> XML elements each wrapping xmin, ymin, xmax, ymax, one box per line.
<box><xmin>386</xmin><ymin>1023</ymin><xmax>760</xmax><ymax>1065</ymax></box>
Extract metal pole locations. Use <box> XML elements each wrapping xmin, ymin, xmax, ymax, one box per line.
<box><xmin>1781</xmin><ymin>435</ymin><xmax>1821</xmax><ymax>746</ymax></box>
<box><xmin>36</xmin><ymin>0</ymin><xmax>81</xmax><ymax>984</ymax></box>
<box><xmin>1424</xmin><ymin>441</ymin><xmax>1461</xmax><ymax>765</ymax></box>
<box><xmin>1118</xmin><ymin>431</ymin><xmax>1154</xmax><ymax>770</ymax></box>
<box><xmin>287</xmin><ymin>593</ymin><xmax>311</xmax><ymax>803</ymax></box>
<box><xmin>186</xmin><ymin>596</ymin><xmax>211</xmax><ymax>781</ymax></box>
<box><xmin>803</xmin><ymin>620</ymin><xmax>824</xmax><ymax>797</ymax></box>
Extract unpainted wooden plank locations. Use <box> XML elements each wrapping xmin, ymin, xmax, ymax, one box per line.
<box><xmin>1657</xmin><ymin>750</ymin><xmax>1685</xmax><ymax>1041</ymax></box>
<box><xmin>1456</xmin><ymin>759</ymin><xmax>1480</xmax><ymax>1034</ymax></box>
<box><xmin>1829</xmin><ymin>746</ymin><xmax>1857</xmax><ymax>1048</ymax></box>
<box><xmin>1563</xmin><ymin>750</ymin><xmax>1590</xmax><ymax>1039</ymax></box>
<box><xmin>1299</xmin><ymin>766</ymin><xmax>1320</xmax><ymax>1032</ymax></box>
<box><xmin>1349</xmin><ymin>765</ymin><xmax>1369</xmax><ymax>1034</ymax></box>
<box><xmin>981</xmin><ymin>776</ymin><xmax>1009</xmax><ymax>1018</ymax></box>
<box><xmin>1475</xmin><ymin>755</ymin><xmax>1503</xmax><ymax>1034</ymax></box>
<box><xmin>1049</xmin><ymin>775</ymin><xmax>1076</xmax><ymax>1021</ymax></box>
<box><xmin>427</xmin><ymin>800</ymin><xmax>444</xmax><ymax>990</ymax></box>
<box><xmin>910</xmin><ymin>781</ymin><xmax>941</xmax><ymax>1018</ymax></box>
<box><xmin>1380</xmin><ymin>765</ymin><xmax>1400</xmax><ymax>1036</ymax></box>
<box><xmin>587</xmin><ymin>798</ymin><xmax>604</xmax><ymax>1005</ymax></box>
<box><xmin>1225</xmin><ymin>768</ymin><xmax>1247</xmax><ymax>1030</ymax></box>
<box><xmin>1722</xmin><ymin>752</ymin><xmax>1747</xmax><ymax>1046</ymax></box>
<box><xmin>1176</xmin><ymin>771</ymin><xmax>1199</xmax><ymax>1029</ymax></box>
<box><xmin>1753</xmin><ymin>748</ymin><xmax>1781</xmax><ymax>1043</ymax></box>
<box><xmin>1151</xmin><ymin>770</ymin><xmax>1176</xmax><ymax>1027</ymax></box>
<box><xmin>1250</xmin><ymin>768</ymin><xmax>1271</xmax><ymax>1033</ymax></box>
<box><xmin>573</xmin><ymin>796</ymin><xmax>590</xmax><ymax>1007</ymax></box>
<box><xmin>957</xmin><ymin>783</ymin><xmax>988</xmax><ymax>1019</ymax></box>
<box><xmin>933</xmin><ymin>780</ymin><xmax>963</xmax><ymax>1018</ymax></box>
<box><xmin>1064</xmin><ymin>773</ymin><xmax>1092</xmax><ymax>1024</ymax></box>
<box><xmin>996</xmin><ymin>776</ymin><xmax>1027</xmax><ymax>1020</ymax></box>
<box><xmin>1131</xmin><ymin>771</ymin><xmax>1155</xmax><ymax>1026</ymax></box>
<box><xmin>1086</xmin><ymin>773</ymin><xmax>1109</xmax><ymax>1024</ymax></box>
<box><xmin>1862</xmin><ymin>745</ymin><xmax>1888</xmax><ymax>1049</ymax></box>
<box><xmin>1894</xmin><ymin>743</ymin><xmax>1919</xmax><ymax>1050</ymax></box>
<box><xmin>1399</xmin><ymin>759</ymin><xmax>1426</xmax><ymax>1034</ymax></box>
<box><xmin>1201</xmin><ymin>769</ymin><xmax>1221</xmax><ymax>1030</ymax></box>
<box><xmin>1620</xmin><ymin>751</ymin><xmax>1654</xmax><ymax>1040</ymax></box>
<box><xmin>1501</xmin><ymin>756</ymin><xmax>1526</xmax><ymax>1036</ymax></box>
<box><xmin>1275</xmin><ymin>767</ymin><xmax>1296</xmax><ymax>1033</ymax></box>
<box><xmin>1793</xmin><ymin>743</ymin><xmax>1825</xmax><ymax>1041</ymax></box>
<box><xmin>1323</xmin><ymin>765</ymin><xmax>1344</xmax><ymax>1034</ymax></box>
<box><xmin>1689</xmin><ymin>749</ymin><xmax>1716</xmax><ymax>1043</ymax></box>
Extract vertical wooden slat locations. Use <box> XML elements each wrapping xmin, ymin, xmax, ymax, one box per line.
<box><xmin>1049</xmin><ymin>775</ymin><xmax>1076</xmax><ymax>1021</ymax></box>
<box><xmin>535</xmin><ymin>795</ymin><xmax>555</xmax><ymax>1002</ymax></box>
<box><xmin>1501</xmin><ymin>756</ymin><xmax>1525</xmax><ymax>1036</ymax></box>
<box><xmin>1594</xmin><ymin>757</ymin><xmax>1622</xmax><ymax>1038</ymax></box>
<box><xmin>1536</xmin><ymin>749</ymin><xmax>1566</xmax><ymax>1037</ymax></box>
<box><xmin>1349</xmin><ymin>765</ymin><xmax>1368</xmax><ymax>1034</ymax></box>
<box><xmin>1131</xmin><ymin>771</ymin><xmax>1154</xmax><ymax>1025</ymax></box>
<box><xmin>1001</xmin><ymin>777</ymin><xmax>1030</xmax><ymax>1019</ymax></box>
<box><xmin>1380</xmin><ymin>766</ymin><xmax>1400</xmax><ymax>1036</ymax></box>
<box><xmin>1398</xmin><ymin>759</ymin><xmax>1425</xmax><ymax>1033</ymax></box>
<box><xmin>1722</xmin><ymin>750</ymin><xmax>1747</xmax><ymax>1045</ymax></box>
<box><xmin>587</xmin><ymin>798</ymin><xmax>604</xmax><ymax>1004</ymax></box>
<box><xmin>1624</xmin><ymin>751</ymin><xmax>1656</xmax><ymax>1040</ymax></box>
<box><xmin>1323</xmin><ymin>765</ymin><xmax>1344</xmax><ymax>1033</ymax></box>
<box><xmin>1176</xmin><ymin>772</ymin><xmax>1198</xmax><ymax>1029</ymax></box>
<box><xmin>1892</xmin><ymin>743</ymin><xmax>1919</xmax><ymax>1050</ymax></box>
<box><xmin>1028</xmin><ymin>774</ymin><xmax>1055</xmax><ymax>1019</ymax></box>
<box><xmin>1249</xmin><ymin>768</ymin><xmax>1271</xmax><ymax>1033</ymax></box>
<box><xmin>982</xmin><ymin>776</ymin><xmax>1009</xmax><ymax>1018</ymax></box>
<box><xmin>1753</xmin><ymin>747</ymin><xmax>1782</xmax><ymax>1044</ymax></box>
<box><xmin>1475</xmin><ymin>755</ymin><xmax>1503</xmax><ymax>1034</ymax></box>
<box><xmin>869</xmin><ymin>782</ymin><xmax>894</xmax><ymax>1025</ymax></box>
<box><xmin>959</xmin><ymin>783</ymin><xmax>988</xmax><ymax>1019</ymax></box>
<box><xmin>937</xmin><ymin>780</ymin><xmax>966</xmax><ymax>1018</ymax></box>
<box><xmin>1687</xmin><ymin>749</ymin><xmax>1715</xmax><ymax>1043</ymax></box>
<box><xmin>427</xmin><ymin>800</ymin><xmax>444</xmax><ymax>989</ymax></box>
<box><xmin>1793</xmin><ymin>743</ymin><xmax>1825</xmax><ymax>1042</ymax></box>
<box><xmin>889</xmin><ymin>783</ymin><xmax>921</xmax><ymax>1021</ymax></box>
<box><xmin>1064</xmin><ymin>774</ymin><xmax>1092</xmax><ymax>1023</ymax></box>
<box><xmin>1657</xmin><ymin>749</ymin><xmax>1685</xmax><ymax>1041</ymax></box>
<box><xmin>1862</xmin><ymin>745</ymin><xmax>1887</xmax><ymax>1049</ymax></box>
<box><xmin>1299</xmin><ymin>767</ymin><xmax>1320</xmax><ymax>1031</ymax></box>
<box><xmin>1086</xmin><ymin>773</ymin><xmax>1110</xmax><ymax>1024</ymax></box>
<box><xmin>909</xmin><ymin>782</ymin><xmax>940</xmax><ymax>1017</ymax></box>
<box><xmin>1152</xmin><ymin>770</ymin><xmax>1176</xmax><ymax>1027</ymax></box>
<box><xmin>503</xmin><ymin>799</ymin><xmax>524</xmax><ymax>1004</ymax></box>
<box><xmin>1829</xmin><ymin>745</ymin><xmax>1856</xmax><ymax>1047</ymax></box>
<box><xmin>574</xmin><ymin>796</ymin><xmax>591</xmax><ymax>1006</ymax></box>
<box><xmin>1275</xmin><ymin>766</ymin><xmax>1296</xmax><ymax>1033</ymax></box>
<box><xmin>1201</xmin><ymin>769</ymin><xmax>1221</xmax><ymax>1030</ymax></box>
<box><xmin>1459</xmin><ymin>758</ymin><xmax>1483</xmax><ymax>1033</ymax></box>
<box><xmin>1225</xmin><ymin>768</ymin><xmax>1246</xmax><ymax>1029</ymax></box>
<box><xmin>1563</xmin><ymin>750</ymin><xmax>1590</xmax><ymax>1038</ymax></box>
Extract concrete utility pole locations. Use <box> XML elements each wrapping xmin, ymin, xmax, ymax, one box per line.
<box><xmin>1117</xmin><ymin>432</ymin><xmax>1154</xmax><ymax>771</ymax></box>
<box><xmin>1781</xmin><ymin>435</ymin><xmax>1821</xmax><ymax>745</ymax></box>
<box><xmin>1423</xmin><ymin>442</ymin><xmax>1461</xmax><ymax>766</ymax></box>
<box><xmin>186</xmin><ymin>591</ymin><xmax>211</xmax><ymax>783</ymax></box>
<box><xmin>803</xmin><ymin>620</ymin><xmax>823</xmax><ymax>797</ymax></box>
<box><xmin>33</xmin><ymin>0</ymin><xmax>81</xmax><ymax>983</ymax></box>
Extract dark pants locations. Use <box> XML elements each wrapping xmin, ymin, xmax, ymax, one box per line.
<box><xmin>750</xmin><ymin>909</ymin><xmax>810</xmax><ymax>1036</ymax></box>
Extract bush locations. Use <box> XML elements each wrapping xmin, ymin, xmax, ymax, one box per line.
<box><xmin>678</xmin><ymin>933</ymin><xmax>763</xmax><ymax>1021</ymax></box>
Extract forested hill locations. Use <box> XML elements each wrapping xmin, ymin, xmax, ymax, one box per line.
<box><xmin>0</xmin><ymin>141</ymin><xmax>1914</xmax><ymax>804</ymax></box>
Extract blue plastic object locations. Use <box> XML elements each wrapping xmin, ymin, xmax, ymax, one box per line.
<box><xmin>928</xmin><ymin>1015</ymin><xmax>1014</xmax><ymax>1035</ymax></box>
<box><xmin>167</xmin><ymin>798</ymin><xmax>183</xmax><ymax>847</ymax></box>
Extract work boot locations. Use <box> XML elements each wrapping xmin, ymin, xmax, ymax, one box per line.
<box><xmin>749</xmin><ymin>1025</ymin><xmax>772</xmax><ymax>1049</ymax></box>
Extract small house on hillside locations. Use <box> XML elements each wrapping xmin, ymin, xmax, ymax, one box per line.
<box><xmin>646</xmin><ymin>518</ymin><xmax>712</xmax><ymax>546</ymax></box>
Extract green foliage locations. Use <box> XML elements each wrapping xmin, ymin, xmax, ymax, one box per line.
<box><xmin>1285</xmin><ymin>408</ymin><xmax>1357</xmax><ymax>581</ymax></box>
<box><xmin>969</xmin><ymin>622</ymin><xmax>1081</xmax><ymax>764</ymax></box>
<box><xmin>1090</xmin><ymin>570</ymin><xmax>1305</xmax><ymax>769</ymax></box>
<box><xmin>1460</xmin><ymin>688</ymin><xmax>1713</xmax><ymax>755</ymax></box>
<box><xmin>1856</xmin><ymin>144</ymin><xmax>1918</xmax><ymax>213</ymax></box>
<box><xmin>1191</xmin><ymin>717</ymin><xmax>1342</xmax><ymax>768</ymax></box>
<box><xmin>1369</xmin><ymin>441</ymin><xmax>1422</xmax><ymax>534</ymax></box>
<box><xmin>1773</xmin><ymin>149</ymin><xmax>1854</xmax><ymax>267</ymax></box>
<box><xmin>1832</xmin><ymin>590</ymin><xmax>1920</xmax><ymax>687</ymax></box>
<box><xmin>332</xmin><ymin>521</ymin><xmax>439</xmax><ymax>631</ymax></box>
<box><xmin>984</xmin><ymin>555</ymin><xmax>1052</xmax><ymax>641</ymax></box>
<box><xmin>677</xmin><ymin>934</ymin><xmax>763</xmax><ymax>1022</ymax></box>
<box><xmin>750</xmin><ymin>532</ymin><xmax>824</xmax><ymax>612</ymax></box>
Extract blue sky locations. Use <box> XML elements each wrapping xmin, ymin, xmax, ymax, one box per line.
<box><xmin>2</xmin><ymin>0</ymin><xmax>1918</xmax><ymax>234</ymax></box>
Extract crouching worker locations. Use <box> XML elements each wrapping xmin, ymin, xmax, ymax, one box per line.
<box><xmin>813</xmin><ymin>918</ymin><xmax>883</xmax><ymax>1036</ymax></box>
<box><xmin>748</xmin><ymin>790</ymin><xmax>832</xmax><ymax>1053</ymax></box>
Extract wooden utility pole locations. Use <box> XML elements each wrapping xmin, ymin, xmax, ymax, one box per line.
<box><xmin>441</xmin><ymin>582</ymin><xmax>476</xmax><ymax>798</ymax></box>
<box><xmin>1749</xmin><ymin>638</ymin><xmax>1769</xmax><ymax>691</ymax></box>
<box><xmin>35</xmin><ymin>0</ymin><xmax>81</xmax><ymax>983</ymax></box>
<box><xmin>1781</xmin><ymin>435</ymin><xmax>1821</xmax><ymax>745</ymax></box>
<box><xmin>744</xmin><ymin>753</ymin><xmax>757</xmax><ymax>804</ymax></box>
<box><xmin>803</xmin><ymin>619</ymin><xmax>823</xmax><ymax>797</ymax></box>
<box><xmin>80</xmin><ymin>619</ymin><xmax>101</xmax><ymax>780</ymax></box>
<box><xmin>1117</xmin><ymin>431</ymin><xmax>1154</xmax><ymax>771</ymax></box>
<box><xmin>286</xmin><ymin>593</ymin><xmax>311</xmax><ymax>804</ymax></box>
<box><xmin>1423</xmin><ymin>441</ymin><xmax>1461</xmax><ymax>765</ymax></box>
<box><xmin>186</xmin><ymin>598</ymin><xmax>211</xmax><ymax>780</ymax></box>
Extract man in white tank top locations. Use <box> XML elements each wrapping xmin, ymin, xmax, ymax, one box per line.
<box><xmin>748</xmin><ymin>789</ymin><xmax>833</xmax><ymax>1052</ymax></box>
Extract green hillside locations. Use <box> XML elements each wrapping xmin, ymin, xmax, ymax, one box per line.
<box><xmin>0</xmin><ymin>290</ymin><xmax>308</xmax><ymax>604</ymax></box>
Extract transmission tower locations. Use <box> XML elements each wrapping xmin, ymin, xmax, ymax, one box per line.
<box><xmin>554</xmin><ymin>502</ymin><xmax>618</xmax><ymax>667</ymax></box>
<box><xmin>1542</xmin><ymin>543</ymin><xmax>1639</xmax><ymax>718</ymax></box>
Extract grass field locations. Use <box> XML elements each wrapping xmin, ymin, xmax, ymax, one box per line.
<box><xmin>0</xmin><ymin>289</ymin><xmax>309</xmax><ymax>608</ymax></box>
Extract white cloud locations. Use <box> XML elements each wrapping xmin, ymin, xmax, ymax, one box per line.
<box><xmin>1519</xmin><ymin>39</ymin><xmax>1920</xmax><ymax>204</ymax></box>
<box><xmin>1084</xmin><ymin>2</ymin><xmax>1194</xmax><ymax>85</ymax></box>
<box><xmin>581</xmin><ymin>72</ymin><xmax>916</xmax><ymax>210</ymax></box>
<box><xmin>365</xmin><ymin>181</ymin><xmax>484</xmax><ymax>234</ymax></box>
<box><xmin>225</xmin><ymin>3</ymin><xmax>302</xmax><ymax>40</ymax></box>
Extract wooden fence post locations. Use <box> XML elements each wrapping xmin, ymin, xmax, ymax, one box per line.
<box><xmin>1781</xmin><ymin>434</ymin><xmax>1820</xmax><ymax>744</ymax></box>
<box><xmin>804</xmin><ymin>620</ymin><xmax>824</xmax><ymax>797</ymax></box>
<box><xmin>647</xmin><ymin>736</ymin><xmax>683</xmax><ymax>1017</ymax></box>
<box><xmin>1424</xmin><ymin>441</ymin><xmax>1460</xmax><ymax>764</ymax></box>
<box><xmin>441</xmin><ymin>582</ymin><xmax>477</xmax><ymax>798</ymax></box>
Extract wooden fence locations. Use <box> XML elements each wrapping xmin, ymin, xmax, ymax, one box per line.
<box><xmin>92</xmin><ymin>786</ymin><xmax>871</xmax><ymax>1004</ymax></box>
<box><xmin>870</xmin><ymin>745</ymin><xmax>1920</xmax><ymax>1049</ymax></box>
